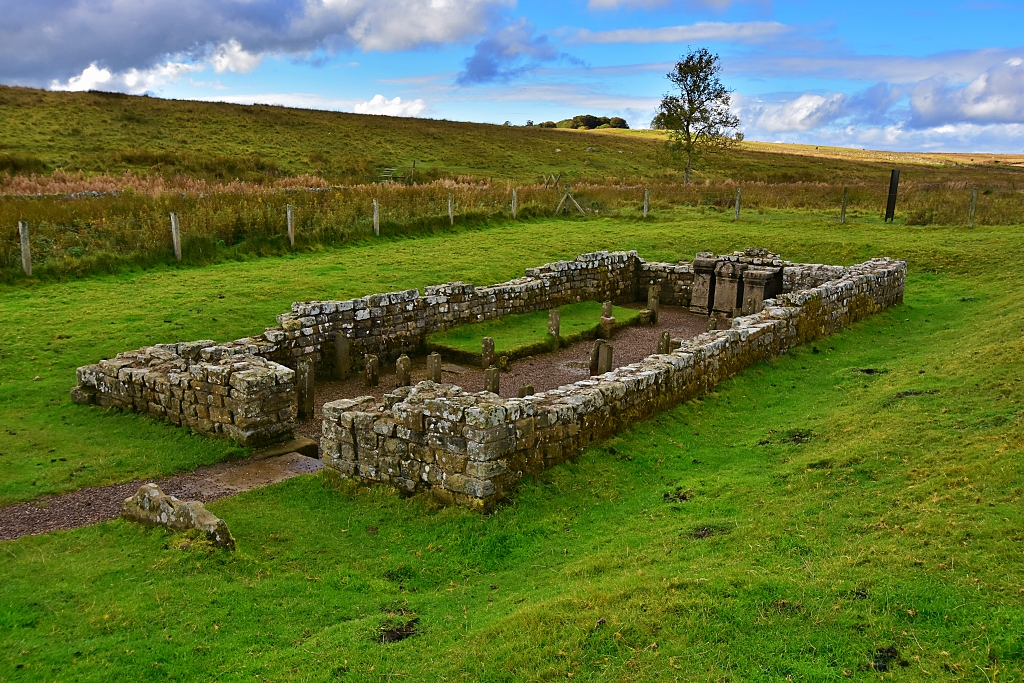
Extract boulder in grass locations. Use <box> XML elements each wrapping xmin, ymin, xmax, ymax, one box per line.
<box><xmin>121</xmin><ymin>483</ymin><xmax>235</xmax><ymax>550</ymax></box>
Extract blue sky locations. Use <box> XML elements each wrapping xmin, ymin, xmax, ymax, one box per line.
<box><xmin>2</xmin><ymin>0</ymin><xmax>1023</xmax><ymax>152</ymax></box>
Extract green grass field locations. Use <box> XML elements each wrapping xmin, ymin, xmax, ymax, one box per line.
<box><xmin>425</xmin><ymin>300</ymin><xmax>641</xmax><ymax>361</ymax></box>
<box><xmin>2</xmin><ymin>209</ymin><xmax>1023</xmax><ymax>681</ymax></box>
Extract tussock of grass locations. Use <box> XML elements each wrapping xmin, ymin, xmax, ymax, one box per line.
<box><xmin>425</xmin><ymin>300</ymin><xmax>641</xmax><ymax>363</ymax></box>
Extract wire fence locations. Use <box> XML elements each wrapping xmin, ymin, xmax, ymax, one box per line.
<box><xmin>2</xmin><ymin>179</ymin><xmax>1021</xmax><ymax>280</ymax></box>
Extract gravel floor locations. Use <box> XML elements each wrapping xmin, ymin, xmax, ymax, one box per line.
<box><xmin>1</xmin><ymin>304</ymin><xmax>707</xmax><ymax>541</ymax></box>
<box><xmin>295</xmin><ymin>304</ymin><xmax>707</xmax><ymax>445</ymax></box>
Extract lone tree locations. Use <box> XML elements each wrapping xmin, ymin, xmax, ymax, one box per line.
<box><xmin>651</xmin><ymin>48</ymin><xmax>741</xmax><ymax>184</ymax></box>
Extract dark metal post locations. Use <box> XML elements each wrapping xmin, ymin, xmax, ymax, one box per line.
<box><xmin>884</xmin><ymin>170</ymin><xmax>900</xmax><ymax>223</ymax></box>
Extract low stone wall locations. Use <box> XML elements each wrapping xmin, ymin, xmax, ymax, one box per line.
<box><xmin>72</xmin><ymin>342</ymin><xmax>295</xmax><ymax>447</ymax></box>
<box><xmin>267</xmin><ymin>250</ymin><xmax>642</xmax><ymax>375</ymax></box>
<box><xmin>71</xmin><ymin>248</ymin><xmax>896</xmax><ymax>451</ymax></box>
<box><xmin>319</xmin><ymin>257</ymin><xmax>906</xmax><ymax>511</ymax></box>
<box><xmin>637</xmin><ymin>261</ymin><xmax>694</xmax><ymax>307</ymax></box>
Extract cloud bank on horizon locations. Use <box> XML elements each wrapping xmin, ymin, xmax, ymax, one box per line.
<box><xmin>1</xmin><ymin>0</ymin><xmax>1022</xmax><ymax>152</ymax></box>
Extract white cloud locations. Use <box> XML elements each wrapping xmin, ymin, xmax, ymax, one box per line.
<box><xmin>747</xmin><ymin>121</ymin><xmax>1024</xmax><ymax>154</ymax></box>
<box><xmin>48</xmin><ymin>39</ymin><xmax>264</xmax><ymax>94</ymax></box>
<box><xmin>587</xmin><ymin>0</ymin><xmax>739</xmax><ymax>8</ymax></box>
<box><xmin>3</xmin><ymin>0</ymin><xmax>510</xmax><ymax>85</ymax></box>
<box><xmin>910</xmin><ymin>58</ymin><xmax>1024</xmax><ymax>127</ymax></box>
<box><xmin>50</xmin><ymin>60</ymin><xmax>204</xmax><ymax>94</ymax></box>
<box><xmin>573</xmin><ymin>21</ymin><xmax>791</xmax><ymax>45</ymax></box>
<box><xmin>210</xmin><ymin>40</ymin><xmax>263</xmax><ymax>74</ymax></box>
<box><xmin>354</xmin><ymin>94</ymin><xmax>428</xmax><ymax>117</ymax></box>
<box><xmin>289</xmin><ymin>0</ymin><xmax>511</xmax><ymax>52</ymax></box>
<box><xmin>730</xmin><ymin>47</ymin><xmax>1024</xmax><ymax>85</ymax></box>
<box><xmin>742</xmin><ymin>93</ymin><xmax>848</xmax><ymax>133</ymax></box>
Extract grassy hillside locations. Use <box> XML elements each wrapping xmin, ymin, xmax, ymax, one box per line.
<box><xmin>2</xmin><ymin>86</ymin><xmax>1022</xmax><ymax>282</ymax></box>
<box><xmin>3</xmin><ymin>85</ymin><xmax>1024</xmax><ymax>188</ymax></box>
<box><xmin>1</xmin><ymin>209</ymin><xmax>1022</xmax><ymax>680</ymax></box>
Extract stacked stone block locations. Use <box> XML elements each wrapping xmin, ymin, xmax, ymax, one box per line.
<box><xmin>637</xmin><ymin>261</ymin><xmax>694</xmax><ymax>306</ymax></box>
<box><xmin>72</xmin><ymin>342</ymin><xmax>295</xmax><ymax>447</ymax></box>
<box><xmin>320</xmin><ymin>257</ymin><xmax>906</xmax><ymax>511</ymax></box>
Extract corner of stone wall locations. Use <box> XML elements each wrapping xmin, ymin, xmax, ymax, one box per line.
<box><xmin>317</xmin><ymin>255</ymin><xmax>907</xmax><ymax>512</ymax></box>
<box><xmin>72</xmin><ymin>344</ymin><xmax>296</xmax><ymax>448</ymax></box>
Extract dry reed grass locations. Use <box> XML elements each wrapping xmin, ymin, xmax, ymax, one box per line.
<box><xmin>1</xmin><ymin>176</ymin><xmax>1021</xmax><ymax>280</ymax></box>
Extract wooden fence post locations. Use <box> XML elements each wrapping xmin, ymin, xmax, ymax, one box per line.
<box><xmin>448</xmin><ymin>194</ymin><xmax>454</xmax><ymax>225</ymax></box>
<box><xmin>170</xmin><ymin>212</ymin><xmax>182</xmax><ymax>261</ymax></box>
<box><xmin>287</xmin><ymin>204</ymin><xmax>295</xmax><ymax>247</ymax></box>
<box><xmin>512</xmin><ymin>188</ymin><xmax>517</xmax><ymax>219</ymax></box>
<box><xmin>372</xmin><ymin>199</ymin><xmax>379</xmax><ymax>236</ymax></box>
<box><xmin>733</xmin><ymin>187</ymin><xmax>742</xmax><ymax>221</ymax></box>
<box><xmin>18</xmin><ymin>221</ymin><xmax>31</xmax><ymax>276</ymax></box>
<box><xmin>840</xmin><ymin>187</ymin><xmax>849</xmax><ymax>225</ymax></box>
<box><xmin>968</xmin><ymin>188</ymin><xmax>978</xmax><ymax>229</ymax></box>
<box><xmin>643</xmin><ymin>188</ymin><xmax>649</xmax><ymax>218</ymax></box>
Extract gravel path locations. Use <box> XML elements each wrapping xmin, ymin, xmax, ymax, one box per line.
<box><xmin>0</xmin><ymin>453</ymin><xmax>322</xmax><ymax>541</ymax></box>
<box><xmin>295</xmin><ymin>304</ymin><xmax>707</xmax><ymax>445</ymax></box>
<box><xmin>1</xmin><ymin>305</ymin><xmax>706</xmax><ymax>542</ymax></box>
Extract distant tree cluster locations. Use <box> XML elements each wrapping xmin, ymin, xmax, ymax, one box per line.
<box><xmin>567</xmin><ymin>115</ymin><xmax>629</xmax><ymax>130</ymax></box>
<box><xmin>527</xmin><ymin>115</ymin><xmax>629</xmax><ymax>130</ymax></box>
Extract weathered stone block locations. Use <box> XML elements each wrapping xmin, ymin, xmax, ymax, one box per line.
<box><xmin>122</xmin><ymin>483</ymin><xmax>234</xmax><ymax>550</ymax></box>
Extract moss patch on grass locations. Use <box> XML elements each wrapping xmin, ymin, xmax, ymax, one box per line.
<box><xmin>425</xmin><ymin>300</ymin><xmax>641</xmax><ymax>364</ymax></box>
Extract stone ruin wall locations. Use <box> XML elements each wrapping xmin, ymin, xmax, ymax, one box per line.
<box><xmin>70</xmin><ymin>248</ymin><xmax>900</xmax><ymax>453</ymax></box>
<box><xmin>265</xmin><ymin>250</ymin><xmax>643</xmax><ymax>377</ymax></box>
<box><xmin>319</xmin><ymin>257</ymin><xmax>906</xmax><ymax>511</ymax></box>
<box><xmin>71</xmin><ymin>342</ymin><xmax>295</xmax><ymax>447</ymax></box>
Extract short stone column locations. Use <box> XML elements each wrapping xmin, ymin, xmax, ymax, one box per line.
<box><xmin>297</xmin><ymin>356</ymin><xmax>315</xmax><ymax>419</ymax></box>
<box><xmin>597</xmin><ymin>342</ymin><xmax>613</xmax><ymax>374</ymax></box>
<box><xmin>365</xmin><ymin>354</ymin><xmax>379</xmax><ymax>387</ymax></box>
<box><xmin>599</xmin><ymin>301</ymin><xmax>615</xmax><ymax>339</ymax></box>
<box><xmin>333</xmin><ymin>334</ymin><xmax>349</xmax><ymax>380</ymax></box>
<box><xmin>484</xmin><ymin>367</ymin><xmax>500</xmax><ymax>395</ymax></box>
<box><xmin>658</xmin><ymin>330</ymin><xmax>671</xmax><ymax>354</ymax></box>
<box><xmin>589</xmin><ymin>339</ymin><xmax>605</xmax><ymax>375</ymax></box>
<box><xmin>426</xmin><ymin>352</ymin><xmax>442</xmax><ymax>382</ymax></box>
<box><xmin>713</xmin><ymin>261</ymin><xmax>748</xmax><ymax>317</ymax></box>
<box><xmin>517</xmin><ymin>384</ymin><xmax>535</xmax><ymax>398</ymax></box>
<box><xmin>740</xmin><ymin>268</ymin><xmax>775</xmax><ymax>315</ymax></box>
<box><xmin>481</xmin><ymin>337</ymin><xmax>495</xmax><ymax>369</ymax></box>
<box><xmin>689</xmin><ymin>254</ymin><xmax>720</xmax><ymax>315</ymax></box>
<box><xmin>647</xmin><ymin>285</ymin><xmax>660</xmax><ymax>324</ymax></box>
<box><xmin>396</xmin><ymin>355</ymin><xmax>412</xmax><ymax>387</ymax></box>
<box><xmin>548</xmin><ymin>309</ymin><xmax>560</xmax><ymax>339</ymax></box>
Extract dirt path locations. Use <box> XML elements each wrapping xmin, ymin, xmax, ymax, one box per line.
<box><xmin>0</xmin><ymin>451</ymin><xmax>323</xmax><ymax>542</ymax></box>
<box><xmin>295</xmin><ymin>304</ymin><xmax>707</xmax><ymax>445</ymax></box>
